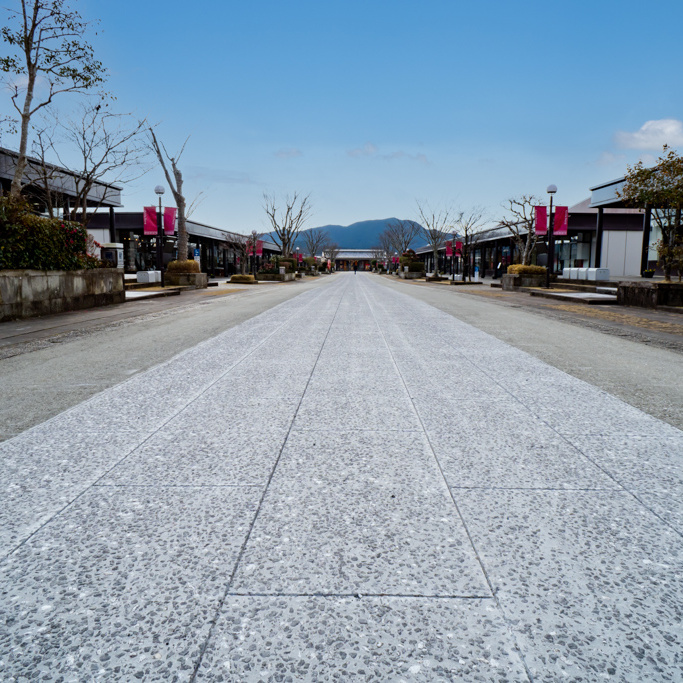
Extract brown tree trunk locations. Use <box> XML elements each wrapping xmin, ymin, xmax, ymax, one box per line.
<box><xmin>10</xmin><ymin>70</ymin><xmax>36</xmax><ymax>198</ymax></box>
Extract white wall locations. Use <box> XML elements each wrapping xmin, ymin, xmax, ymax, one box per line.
<box><xmin>601</xmin><ymin>231</ymin><xmax>642</xmax><ymax>276</ymax></box>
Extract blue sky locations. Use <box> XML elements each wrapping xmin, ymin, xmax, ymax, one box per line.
<box><xmin>4</xmin><ymin>0</ymin><xmax>683</xmax><ymax>232</ymax></box>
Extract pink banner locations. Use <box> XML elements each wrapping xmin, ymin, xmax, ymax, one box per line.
<box><xmin>298</xmin><ymin>252</ymin><xmax>303</xmax><ymax>263</ymax></box>
<box><xmin>256</xmin><ymin>240</ymin><xmax>263</xmax><ymax>257</ymax></box>
<box><xmin>554</xmin><ymin>206</ymin><xmax>568</xmax><ymax>236</ymax></box>
<box><xmin>163</xmin><ymin>207</ymin><xmax>177</xmax><ymax>236</ymax></box>
<box><xmin>392</xmin><ymin>256</ymin><xmax>399</xmax><ymax>264</ymax></box>
<box><xmin>143</xmin><ymin>206</ymin><xmax>157</xmax><ymax>235</ymax></box>
<box><xmin>455</xmin><ymin>241</ymin><xmax>463</xmax><ymax>256</ymax></box>
<box><xmin>445</xmin><ymin>240</ymin><xmax>453</xmax><ymax>257</ymax></box>
<box><xmin>535</xmin><ymin>206</ymin><xmax>548</xmax><ymax>236</ymax></box>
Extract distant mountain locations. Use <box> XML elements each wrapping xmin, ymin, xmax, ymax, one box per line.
<box><xmin>266</xmin><ymin>218</ymin><xmax>422</xmax><ymax>250</ymax></box>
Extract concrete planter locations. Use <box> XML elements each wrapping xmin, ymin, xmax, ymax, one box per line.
<box><xmin>502</xmin><ymin>273</ymin><xmax>545</xmax><ymax>290</ymax></box>
<box><xmin>0</xmin><ymin>268</ymin><xmax>125</xmax><ymax>322</ymax></box>
<box><xmin>256</xmin><ymin>273</ymin><xmax>295</xmax><ymax>282</ymax></box>
<box><xmin>399</xmin><ymin>271</ymin><xmax>424</xmax><ymax>279</ymax></box>
<box><xmin>617</xmin><ymin>281</ymin><xmax>683</xmax><ymax>308</ymax></box>
<box><xmin>165</xmin><ymin>272</ymin><xmax>208</xmax><ymax>289</ymax></box>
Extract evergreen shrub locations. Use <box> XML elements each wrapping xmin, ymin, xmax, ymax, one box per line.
<box><xmin>507</xmin><ymin>264</ymin><xmax>546</xmax><ymax>275</ymax></box>
<box><xmin>167</xmin><ymin>259</ymin><xmax>200</xmax><ymax>273</ymax></box>
<box><xmin>0</xmin><ymin>196</ymin><xmax>99</xmax><ymax>270</ymax></box>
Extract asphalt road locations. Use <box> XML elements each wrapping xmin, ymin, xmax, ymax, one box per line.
<box><xmin>1</xmin><ymin>273</ymin><xmax>682</xmax><ymax>441</ymax></box>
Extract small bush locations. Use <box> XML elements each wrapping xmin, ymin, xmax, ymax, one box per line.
<box><xmin>408</xmin><ymin>261</ymin><xmax>425</xmax><ymax>273</ymax></box>
<box><xmin>507</xmin><ymin>264</ymin><xmax>546</xmax><ymax>275</ymax></box>
<box><xmin>230</xmin><ymin>274</ymin><xmax>257</xmax><ymax>283</ymax></box>
<box><xmin>0</xmin><ymin>196</ymin><xmax>98</xmax><ymax>270</ymax></box>
<box><xmin>279</xmin><ymin>258</ymin><xmax>296</xmax><ymax>273</ymax></box>
<box><xmin>167</xmin><ymin>259</ymin><xmax>200</xmax><ymax>273</ymax></box>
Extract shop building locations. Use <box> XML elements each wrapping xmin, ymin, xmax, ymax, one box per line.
<box><xmin>88</xmin><ymin>212</ymin><xmax>280</xmax><ymax>277</ymax></box>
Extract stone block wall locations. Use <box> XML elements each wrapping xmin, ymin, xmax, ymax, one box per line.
<box><xmin>0</xmin><ymin>269</ymin><xmax>125</xmax><ymax>321</ymax></box>
<box><xmin>617</xmin><ymin>281</ymin><xmax>683</xmax><ymax>308</ymax></box>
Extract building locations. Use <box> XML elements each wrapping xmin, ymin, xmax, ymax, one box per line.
<box><xmin>0</xmin><ymin>146</ymin><xmax>122</xmax><ymax>227</ymax></box>
<box><xmin>325</xmin><ymin>249</ymin><xmax>377</xmax><ymax>271</ymax></box>
<box><xmin>88</xmin><ymin>212</ymin><xmax>280</xmax><ymax>277</ymax></box>
<box><xmin>414</xmin><ymin>198</ymin><xmax>646</xmax><ymax>278</ymax></box>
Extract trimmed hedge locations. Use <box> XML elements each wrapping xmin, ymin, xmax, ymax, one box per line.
<box><xmin>0</xmin><ymin>196</ymin><xmax>99</xmax><ymax>271</ymax></box>
<box><xmin>408</xmin><ymin>261</ymin><xmax>425</xmax><ymax>272</ymax></box>
<box><xmin>507</xmin><ymin>264</ymin><xmax>546</xmax><ymax>275</ymax></box>
<box><xmin>167</xmin><ymin>259</ymin><xmax>200</xmax><ymax>273</ymax></box>
<box><xmin>230</xmin><ymin>274</ymin><xmax>257</xmax><ymax>283</ymax></box>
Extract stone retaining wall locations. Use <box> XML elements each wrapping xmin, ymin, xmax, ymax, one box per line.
<box><xmin>0</xmin><ymin>268</ymin><xmax>125</xmax><ymax>321</ymax></box>
<box><xmin>502</xmin><ymin>274</ymin><xmax>545</xmax><ymax>290</ymax></box>
<box><xmin>256</xmin><ymin>273</ymin><xmax>296</xmax><ymax>282</ymax></box>
<box><xmin>617</xmin><ymin>281</ymin><xmax>683</xmax><ymax>308</ymax></box>
<box><xmin>165</xmin><ymin>272</ymin><xmax>208</xmax><ymax>289</ymax></box>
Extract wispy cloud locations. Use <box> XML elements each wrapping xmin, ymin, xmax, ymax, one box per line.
<box><xmin>188</xmin><ymin>166</ymin><xmax>259</xmax><ymax>185</ymax></box>
<box><xmin>348</xmin><ymin>142</ymin><xmax>378</xmax><ymax>158</ymax></box>
<box><xmin>615</xmin><ymin>119</ymin><xmax>683</xmax><ymax>150</ymax></box>
<box><xmin>347</xmin><ymin>142</ymin><xmax>428</xmax><ymax>164</ymax></box>
<box><xmin>275</xmin><ymin>147</ymin><xmax>303</xmax><ymax>159</ymax></box>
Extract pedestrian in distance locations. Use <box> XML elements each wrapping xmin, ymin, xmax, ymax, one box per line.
<box><xmin>353</xmin><ymin>261</ymin><xmax>358</xmax><ymax>274</ymax></box>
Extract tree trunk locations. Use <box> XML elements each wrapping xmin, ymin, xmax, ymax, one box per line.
<box><xmin>432</xmin><ymin>247</ymin><xmax>439</xmax><ymax>276</ymax></box>
<box><xmin>10</xmin><ymin>70</ymin><xmax>36</xmax><ymax>198</ymax></box>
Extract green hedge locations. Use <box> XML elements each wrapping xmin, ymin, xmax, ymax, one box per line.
<box><xmin>0</xmin><ymin>197</ymin><xmax>98</xmax><ymax>271</ymax></box>
<box><xmin>408</xmin><ymin>261</ymin><xmax>425</xmax><ymax>272</ymax></box>
<box><xmin>507</xmin><ymin>264</ymin><xmax>546</xmax><ymax>275</ymax></box>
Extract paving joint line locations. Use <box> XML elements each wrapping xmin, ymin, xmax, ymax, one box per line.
<box><xmin>188</xmin><ymin>276</ymin><xmax>350</xmax><ymax>682</ymax></box>
<box><xmin>359</xmin><ymin>276</ymin><xmax>536</xmax><ymax>683</ymax></box>
<box><xmin>369</xmin><ymin>279</ymin><xmax>683</xmax><ymax>539</ymax></box>
<box><xmin>0</xmin><ymin>284</ymin><xmax>334</xmax><ymax>564</ymax></box>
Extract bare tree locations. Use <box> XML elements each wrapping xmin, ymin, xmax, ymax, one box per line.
<box><xmin>1</xmin><ymin>0</ymin><xmax>107</xmax><ymax>197</ymax></box>
<box><xmin>384</xmin><ymin>218</ymin><xmax>421</xmax><ymax>255</ymax></box>
<box><xmin>498</xmin><ymin>195</ymin><xmax>540</xmax><ymax>266</ymax></box>
<box><xmin>263</xmin><ymin>192</ymin><xmax>311</xmax><ymax>258</ymax></box>
<box><xmin>49</xmin><ymin>104</ymin><xmax>149</xmax><ymax>225</ymax></box>
<box><xmin>455</xmin><ymin>208</ymin><xmax>488</xmax><ymax>281</ymax></box>
<box><xmin>302</xmin><ymin>227</ymin><xmax>328</xmax><ymax>259</ymax></box>
<box><xmin>377</xmin><ymin>229</ymin><xmax>394</xmax><ymax>268</ymax></box>
<box><xmin>26</xmin><ymin>124</ymin><xmax>61</xmax><ymax>218</ymax></box>
<box><xmin>148</xmin><ymin>128</ymin><xmax>196</xmax><ymax>264</ymax></box>
<box><xmin>247</xmin><ymin>229</ymin><xmax>263</xmax><ymax>275</ymax></box>
<box><xmin>323</xmin><ymin>241</ymin><xmax>340</xmax><ymax>269</ymax></box>
<box><xmin>416</xmin><ymin>202</ymin><xmax>453</xmax><ymax>277</ymax></box>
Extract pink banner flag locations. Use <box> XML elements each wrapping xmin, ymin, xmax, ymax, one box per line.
<box><xmin>445</xmin><ymin>240</ymin><xmax>453</xmax><ymax>257</ymax></box>
<box><xmin>553</xmin><ymin>206</ymin><xmax>568</xmax><ymax>236</ymax></box>
<box><xmin>163</xmin><ymin>207</ymin><xmax>177</xmax><ymax>235</ymax></box>
<box><xmin>143</xmin><ymin>206</ymin><xmax>157</xmax><ymax>235</ymax></box>
<box><xmin>535</xmin><ymin>206</ymin><xmax>548</xmax><ymax>236</ymax></box>
<box><xmin>298</xmin><ymin>252</ymin><xmax>303</xmax><ymax>263</ymax></box>
<box><xmin>256</xmin><ymin>240</ymin><xmax>263</xmax><ymax>257</ymax></box>
<box><xmin>455</xmin><ymin>241</ymin><xmax>463</xmax><ymax>256</ymax></box>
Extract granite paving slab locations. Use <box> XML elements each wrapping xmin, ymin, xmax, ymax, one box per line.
<box><xmin>195</xmin><ymin>596</ymin><xmax>528</xmax><ymax>682</ymax></box>
<box><xmin>456</xmin><ymin>489</ymin><xmax>683</xmax><ymax>682</ymax></box>
<box><xmin>0</xmin><ymin>486</ymin><xmax>261</xmax><ymax>681</ymax></box>
<box><xmin>2</xmin><ymin>273</ymin><xmax>682</xmax><ymax>682</ymax></box>
<box><xmin>231</xmin><ymin>430</ymin><xmax>489</xmax><ymax>596</ymax></box>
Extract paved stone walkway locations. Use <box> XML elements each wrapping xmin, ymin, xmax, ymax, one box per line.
<box><xmin>1</xmin><ymin>273</ymin><xmax>682</xmax><ymax>681</ymax></box>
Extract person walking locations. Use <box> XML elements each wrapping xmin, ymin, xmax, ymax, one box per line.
<box><xmin>353</xmin><ymin>261</ymin><xmax>358</xmax><ymax>274</ymax></box>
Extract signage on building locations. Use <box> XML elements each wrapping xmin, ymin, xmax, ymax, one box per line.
<box><xmin>143</xmin><ymin>206</ymin><xmax>157</xmax><ymax>235</ymax></box>
<box><xmin>163</xmin><ymin>207</ymin><xmax>177</xmax><ymax>236</ymax></box>
<box><xmin>554</xmin><ymin>206</ymin><xmax>569</xmax><ymax>236</ymax></box>
<box><xmin>535</xmin><ymin>206</ymin><xmax>548</xmax><ymax>235</ymax></box>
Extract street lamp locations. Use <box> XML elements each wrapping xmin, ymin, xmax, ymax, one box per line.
<box><xmin>154</xmin><ymin>185</ymin><xmax>165</xmax><ymax>287</ymax></box>
<box><xmin>394</xmin><ymin>251</ymin><xmax>398</xmax><ymax>274</ymax></box>
<box><xmin>545</xmin><ymin>184</ymin><xmax>557</xmax><ymax>289</ymax></box>
<box><xmin>296</xmin><ymin>246</ymin><xmax>300</xmax><ymax>272</ymax></box>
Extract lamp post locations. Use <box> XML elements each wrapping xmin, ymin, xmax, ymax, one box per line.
<box><xmin>545</xmin><ymin>184</ymin><xmax>557</xmax><ymax>289</ymax></box>
<box><xmin>155</xmin><ymin>185</ymin><xmax>165</xmax><ymax>287</ymax></box>
<box><xmin>296</xmin><ymin>246</ymin><xmax>300</xmax><ymax>272</ymax></box>
<box><xmin>394</xmin><ymin>251</ymin><xmax>398</xmax><ymax>274</ymax></box>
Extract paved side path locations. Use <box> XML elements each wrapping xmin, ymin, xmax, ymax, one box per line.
<box><xmin>1</xmin><ymin>273</ymin><xmax>681</xmax><ymax>682</ymax></box>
